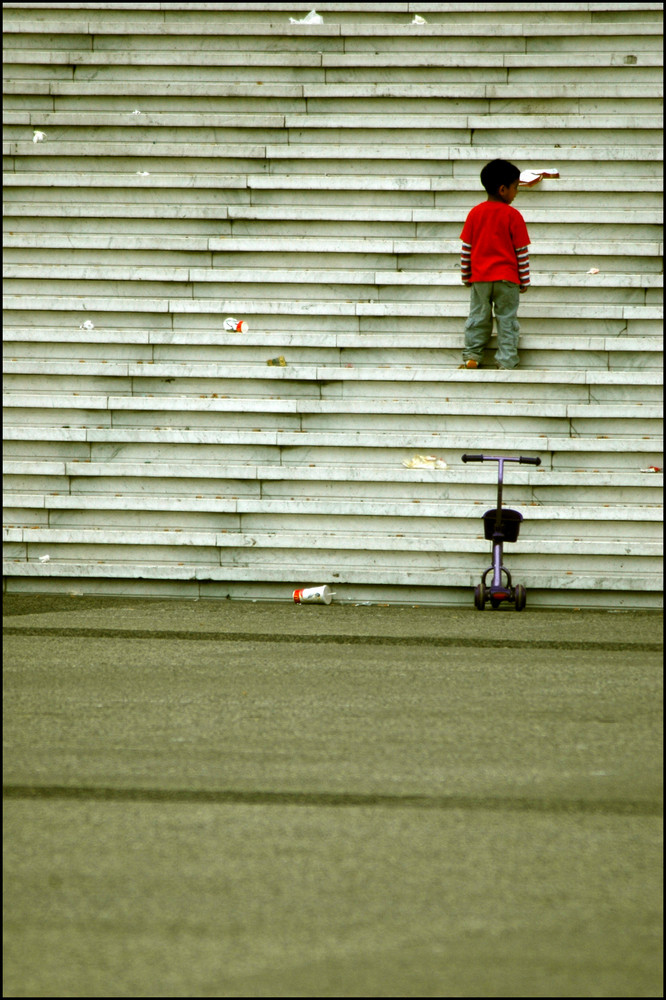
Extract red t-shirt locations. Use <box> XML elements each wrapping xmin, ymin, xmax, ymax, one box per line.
<box><xmin>460</xmin><ymin>201</ymin><xmax>530</xmax><ymax>285</ymax></box>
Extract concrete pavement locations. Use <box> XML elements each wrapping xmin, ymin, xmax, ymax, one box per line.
<box><xmin>3</xmin><ymin>595</ymin><xmax>663</xmax><ymax>997</ymax></box>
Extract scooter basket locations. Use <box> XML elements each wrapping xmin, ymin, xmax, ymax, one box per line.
<box><xmin>482</xmin><ymin>508</ymin><xmax>523</xmax><ymax>542</ymax></box>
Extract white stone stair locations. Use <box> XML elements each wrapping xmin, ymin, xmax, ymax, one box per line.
<box><xmin>3</xmin><ymin>1</ymin><xmax>663</xmax><ymax>607</ymax></box>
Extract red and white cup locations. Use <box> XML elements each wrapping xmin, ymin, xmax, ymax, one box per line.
<box><xmin>293</xmin><ymin>585</ymin><xmax>334</xmax><ymax>605</ymax></box>
<box><xmin>223</xmin><ymin>317</ymin><xmax>248</xmax><ymax>333</ymax></box>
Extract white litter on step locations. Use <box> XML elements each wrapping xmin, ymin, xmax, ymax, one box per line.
<box><xmin>136</xmin><ymin>171</ymin><xmax>150</xmax><ymax>176</ymax></box>
<box><xmin>403</xmin><ymin>455</ymin><xmax>448</xmax><ymax>469</ymax></box>
<box><xmin>80</xmin><ymin>320</ymin><xmax>95</xmax><ymax>330</ymax></box>
<box><xmin>640</xmin><ymin>466</ymin><xmax>662</xmax><ymax>472</ymax></box>
<box><xmin>412</xmin><ymin>15</ymin><xmax>427</xmax><ymax>24</ymax></box>
<box><xmin>587</xmin><ymin>268</ymin><xmax>600</xmax><ymax>274</ymax></box>
<box><xmin>131</xmin><ymin>110</ymin><xmax>142</xmax><ymax>115</ymax></box>
<box><xmin>39</xmin><ymin>554</ymin><xmax>50</xmax><ymax>562</ymax></box>
<box><xmin>223</xmin><ymin>317</ymin><xmax>248</xmax><ymax>333</ymax></box>
<box><xmin>294</xmin><ymin>585</ymin><xmax>335</xmax><ymax>604</ymax></box>
<box><xmin>290</xmin><ymin>10</ymin><xmax>323</xmax><ymax>24</ymax></box>
<box><xmin>32</xmin><ymin>130</ymin><xmax>46</xmax><ymax>143</ymax></box>
<box><xmin>519</xmin><ymin>168</ymin><xmax>559</xmax><ymax>187</ymax></box>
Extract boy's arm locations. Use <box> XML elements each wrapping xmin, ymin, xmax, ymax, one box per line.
<box><xmin>461</xmin><ymin>241</ymin><xmax>472</xmax><ymax>285</ymax></box>
<box><xmin>516</xmin><ymin>246</ymin><xmax>530</xmax><ymax>292</ymax></box>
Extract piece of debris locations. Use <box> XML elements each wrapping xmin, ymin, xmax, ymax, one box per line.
<box><xmin>640</xmin><ymin>466</ymin><xmax>662</xmax><ymax>472</ymax></box>
<box><xmin>80</xmin><ymin>320</ymin><xmax>95</xmax><ymax>330</ymax></box>
<box><xmin>293</xmin><ymin>585</ymin><xmax>334</xmax><ymax>604</ymax></box>
<box><xmin>519</xmin><ymin>169</ymin><xmax>559</xmax><ymax>187</ymax></box>
<box><xmin>32</xmin><ymin>130</ymin><xmax>46</xmax><ymax>143</ymax></box>
<box><xmin>39</xmin><ymin>554</ymin><xmax>50</xmax><ymax>562</ymax></box>
<box><xmin>290</xmin><ymin>10</ymin><xmax>324</xmax><ymax>24</ymax></box>
<box><xmin>587</xmin><ymin>267</ymin><xmax>600</xmax><ymax>274</ymax></box>
<box><xmin>223</xmin><ymin>317</ymin><xmax>249</xmax><ymax>333</ymax></box>
<box><xmin>136</xmin><ymin>171</ymin><xmax>150</xmax><ymax>176</ymax></box>
<box><xmin>403</xmin><ymin>455</ymin><xmax>448</xmax><ymax>469</ymax></box>
<box><xmin>131</xmin><ymin>110</ymin><xmax>142</xmax><ymax>115</ymax></box>
<box><xmin>412</xmin><ymin>14</ymin><xmax>427</xmax><ymax>24</ymax></box>
<box><xmin>267</xmin><ymin>356</ymin><xmax>286</xmax><ymax>366</ymax></box>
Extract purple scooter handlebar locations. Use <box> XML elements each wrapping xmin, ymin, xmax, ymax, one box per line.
<box><xmin>462</xmin><ymin>454</ymin><xmax>541</xmax><ymax>465</ymax></box>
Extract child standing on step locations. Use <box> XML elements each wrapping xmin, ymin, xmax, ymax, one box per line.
<box><xmin>459</xmin><ymin>159</ymin><xmax>530</xmax><ymax>370</ymax></box>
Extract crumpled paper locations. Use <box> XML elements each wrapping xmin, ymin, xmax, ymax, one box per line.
<box><xmin>519</xmin><ymin>169</ymin><xmax>559</xmax><ymax>187</ymax></box>
<box><xmin>403</xmin><ymin>455</ymin><xmax>448</xmax><ymax>469</ymax></box>
<box><xmin>32</xmin><ymin>130</ymin><xmax>46</xmax><ymax>143</ymax></box>
<box><xmin>412</xmin><ymin>15</ymin><xmax>427</xmax><ymax>23</ymax></box>
<box><xmin>290</xmin><ymin>10</ymin><xmax>323</xmax><ymax>23</ymax></box>
<box><xmin>80</xmin><ymin>320</ymin><xmax>95</xmax><ymax>330</ymax></box>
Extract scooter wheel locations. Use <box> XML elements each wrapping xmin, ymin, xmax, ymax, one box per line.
<box><xmin>514</xmin><ymin>584</ymin><xmax>526</xmax><ymax>611</ymax></box>
<box><xmin>474</xmin><ymin>584</ymin><xmax>485</xmax><ymax>610</ymax></box>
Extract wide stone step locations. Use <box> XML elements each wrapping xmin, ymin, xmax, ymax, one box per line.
<box><xmin>3</xmin><ymin>354</ymin><xmax>663</xmax><ymax>381</ymax></box>
<box><xmin>2</xmin><ymin>10</ymin><xmax>662</xmax><ymax>38</ymax></box>
<box><xmin>2</xmin><ymin>556</ymin><xmax>661</xmax><ymax>597</ymax></box>
<box><xmin>3</xmin><ymin>419</ymin><xmax>662</xmax><ymax>450</ymax></box>
<box><xmin>5</xmin><ymin>137</ymin><xmax>663</xmax><ymax>159</ymax></box>
<box><xmin>3</xmin><ymin>522</ymin><xmax>663</xmax><ymax>559</ymax></box>
<box><xmin>4</xmin><ymin>265</ymin><xmax>663</xmax><ymax>291</ymax></box>
<box><xmin>2</xmin><ymin>330</ymin><xmax>662</xmax><ymax>352</ymax></box>
<box><xmin>3</xmin><ymin>386</ymin><xmax>663</xmax><ymax>418</ymax></box>
<box><xmin>3</xmin><ymin>291</ymin><xmax>662</xmax><ymax>317</ymax></box>
<box><xmin>3</xmin><ymin>489</ymin><xmax>661</xmax><ymax>522</ymax></box>
<box><xmin>5</xmin><ymin>79</ymin><xmax>662</xmax><ymax>99</ymax></box>
<box><xmin>3</xmin><ymin>171</ymin><xmax>664</xmax><ymax>195</ymax></box>
<box><xmin>5</xmin><ymin>234</ymin><xmax>663</xmax><ymax>259</ymax></box>
<box><xmin>3</xmin><ymin>457</ymin><xmax>662</xmax><ymax>489</ymax></box>
<box><xmin>4</xmin><ymin>112</ymin><xmax>664</xmax><ymax>130</ymax></box>
<box><xmin>4</xmin><ymin>201</ymin><xmax>662</xmax><ymax>226</ymax></box>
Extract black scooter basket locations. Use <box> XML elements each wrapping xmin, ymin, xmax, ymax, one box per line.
<box><xmin>482</xmin><ymin>508</ymin><xmax>523</xmax><ymax>542</ymax></box>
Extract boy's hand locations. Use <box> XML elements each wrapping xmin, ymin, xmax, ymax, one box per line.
<box><xmin>519</xmin><ymin>285</ymin><xmax>529</xmax><ymax>294</ymax></box>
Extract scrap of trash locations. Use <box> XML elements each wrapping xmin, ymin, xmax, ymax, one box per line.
<box><xmin>80</xmin><ymin>320</ymin><xmax>95</xmax><ymax>330</ymax></box>
<box><xmin>267</xmin><ymin>356</ymin><xmax>286</xmax><ymax>366</ymax></box>
<box><xmin>519</xmin><ymin>169</ymin><xmax>559</xmax><ymax>187</ymax></box>
<box><xmin>587</xmin><ymin>268</ymin><xmax>600</xmax><ymax>274</ymax></box>
<box><xmin>290</xmin><ymin>10</ymin><xmax>323</xmax><ymax>23</ymax></box>
<box><xmin>136</xmin><ymin>171</ymin><xmax>150</xmax><ymax>176</ymax></box>
<box><xmin>294</xmin><ymin>585</ymin><xmax>334</xmax><ymax>604</ymax></box>
<box><xmin>223</xmin><ymin>317</ymin><xmax>248</xmax><ymax>333</ymax></box>
<box><xmin>39</xmin><ymin>554</ymin><xmax>50</xmax><ymax>562</ymax></box>
<box><xmin>640</xmin><ymin>466</ymin><xmax>662</xmax><ymax>472</ymax></box>
<box><xmin>403</xmin><ymin>455</ymin><xmax>448</xmax><ymax>469</ymax></box>
<box><xmin>412</xmin><ymin>14</ymin><xmax>427</xmax><ymax>23</ymax></box>
<box><xmin>32</xmin><ymin>130</ymin><xmax>46</xmax><ymax>143</ymax></box>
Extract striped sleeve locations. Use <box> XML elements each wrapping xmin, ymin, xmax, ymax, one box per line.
<box><xmin>461</xmin><ymin>241</ymin><xmax>472</xmax><ymax>282</ymax></box>
<box><xmin>516</xmin><ymin>246</ymin><xmax>530</xmax><ymax>288</ymax></box>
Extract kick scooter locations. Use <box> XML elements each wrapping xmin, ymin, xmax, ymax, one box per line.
<box><xmin>462</xmin><ymin>453</ymin><xmax>541</xmax><ymax>610</ymax></box>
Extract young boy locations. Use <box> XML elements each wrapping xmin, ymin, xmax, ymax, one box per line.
<box><xmin>459</xmin><ymin>159</ymin><xmax>530</xmax><ymax>370</ymax></box>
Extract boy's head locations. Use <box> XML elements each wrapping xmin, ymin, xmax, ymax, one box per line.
<box><xmin>480</xmin><ymin>159</ymin><xmax>521</xmax><ymax>201</ymax></box>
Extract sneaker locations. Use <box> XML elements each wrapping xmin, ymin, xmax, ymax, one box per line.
<box><xmin>458</xmin><ymin>359</ymin><xmax>479</xmax><ymax>369</ymax></box>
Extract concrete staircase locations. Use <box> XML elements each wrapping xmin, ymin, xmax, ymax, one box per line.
<box><xmin>3</xmin><ymin>2</ymin><xmax>663</xmax><ymax>607</ymax></box>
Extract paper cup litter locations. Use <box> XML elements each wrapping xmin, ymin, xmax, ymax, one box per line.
<box><xmin>293</xmin><ymin>585</ymin><xmax>334</xmax><ymax>605</ymax></box>
<box><xmin>223</xmin><ymin>317</ymin><xmax>248</xmax><ymax>333</ymax></box>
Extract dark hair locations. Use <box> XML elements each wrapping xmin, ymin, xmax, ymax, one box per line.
<box><xmin>480</xmin><ymin>159</ymin><xmax>521</xmax><ymax>195</ymax></box>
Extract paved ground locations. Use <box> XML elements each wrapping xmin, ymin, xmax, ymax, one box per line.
<box><xmin>3</xmin><ymin>595</ymin><xmax>663</xmax><ymax>998</ymax></box>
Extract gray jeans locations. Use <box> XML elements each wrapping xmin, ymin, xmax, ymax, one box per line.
<box><xmin>463</xmin><ymin>281</ymin><xmax>521</xmax><ymax>369</ymax></box>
